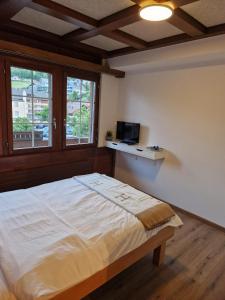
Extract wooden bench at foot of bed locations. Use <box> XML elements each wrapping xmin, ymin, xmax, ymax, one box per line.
<box><xmin>51</xmin><ymin>226</ymin><xmax>175</xmax><ymax>300</ymax></box>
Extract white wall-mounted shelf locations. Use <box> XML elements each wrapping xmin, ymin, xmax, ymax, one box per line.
<box><xmin>106</xmin><ymin>141</ymin><xmax>165</xmax><ymax>160</ymax></box>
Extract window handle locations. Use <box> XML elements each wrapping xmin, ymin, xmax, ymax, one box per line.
<box><xmin>53</xmin><ymin>117</ymin><xmax>57</xmax><ymax>130</ymax></box>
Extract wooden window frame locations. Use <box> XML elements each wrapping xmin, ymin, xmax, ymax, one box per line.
<box><xmin>5</xmin><ymin>56</ymin><xmax>60</xmax><ymax>155</ymax></box>
<box><xmin>0</xmin><ymin>58</ymin><xmax>7</xmax><ymax>156</ymax></box>
<box><xmin>0</xmin><ymin>54</ymin><xmax>100</xmax><ymax>157</ymax></box>
<box><xmin>63</xmin><ymin>68</ymin><xmax>100</xmax><ymax>150</ymax></box>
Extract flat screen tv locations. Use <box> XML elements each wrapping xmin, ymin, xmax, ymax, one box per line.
<box><xmin>116</xmin><ymin>121</ymin><xmax>140</xmax><ymax>145</ymax></box>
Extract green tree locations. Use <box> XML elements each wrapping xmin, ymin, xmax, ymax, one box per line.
<box><xmin>82</xmin><ymin>81</ymin><xmax>91</xmax><ymax>102</ymax></box>
<box><xmin>69</xmin><ymin>90</ymin><xmax>80</xmax><ymax>102</ymax></box>
<box><xmin>69</xmin><ymin>105</ymin><xmax>90</xmax><ymax>137</ymax></box>
<box><xmin>13</xmin><ymin>117</ymin><xmax>32</xmax><ymax>132</ymax></box>
<box><xmin>36</xmin><ymin>106</ymin><xmax>49</xmax><ymax>122</ymax></box>
<box><xmin>11</xmin><ymin>67</ymin><xmax>48</xmax><ymax>81</ymax></box>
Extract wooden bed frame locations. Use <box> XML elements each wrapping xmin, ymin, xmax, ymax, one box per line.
<box><xmin>51</xmin><ymin>226</ymin><xmax>175</xmax><ymax>300</ymax></box>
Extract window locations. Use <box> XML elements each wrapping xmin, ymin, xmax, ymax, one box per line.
<box><xmin>65</xmin><ymin>76</ymin><xmax>96</xmax><ymax>146</ymax></box>
<box><xmin>10</xmin><ymin>66</ymin><xmax>53</xmax><ymax>151</ymax></box>
<box><xmin>0</xmin><ymin>55</ymin><xmax>100</xmax><ymax>156</ymax></box>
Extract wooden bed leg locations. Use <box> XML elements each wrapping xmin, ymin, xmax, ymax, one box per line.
<box><xmin>153</xmin><ymin>242</ymin><xmax>166</xmax><ymax>266</ymax></box>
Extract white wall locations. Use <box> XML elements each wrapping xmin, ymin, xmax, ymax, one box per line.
<box><xmin>98</xmin><ymin>74</ymin><xmax>119</xmax><ymax>147</ymax></box>
<box><xmin>105</xmin><ymin>35</ymin><xmax>225</xmax><ymax>228</ymax></box>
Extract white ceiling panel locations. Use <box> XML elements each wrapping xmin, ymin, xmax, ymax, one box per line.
<box><xmin>183</xmin><ymin>0</ymin><xmax>225</xmax><ymax>27</ymax></box>
<box><xmin>12</xmin><ymin>7</ymin><xmax>79</xmax><ymax>36</ymax></box>
<box><xmin>51</xmin><ymin>0</ymin><xmax>134</xmax><ymax>20</ymax></box>
<box><xmin>82</xmin><ymin>35</ymin><xmax>127</xmax><ymax>51</ymax></box>
<box><xmin>121</xmin><ymin>20</ymin><xmax>182</xmax><ymax>42</ymax></box>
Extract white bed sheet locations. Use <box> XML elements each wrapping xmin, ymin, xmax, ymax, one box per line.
<box><xmin>0</xmin><ymin>270</ymin><xmax>16</xmax><ymax>300</ymax></box>
<box><xmin>0</xmin><ymin>176</ymin><xmax>182</xmax><ymax>300</ymax></box>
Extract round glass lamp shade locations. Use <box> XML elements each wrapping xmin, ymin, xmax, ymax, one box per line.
<box><xmin>140</xmin><ymin>4</ymin><xmax>173</xmax><ymax>21</ymax></box>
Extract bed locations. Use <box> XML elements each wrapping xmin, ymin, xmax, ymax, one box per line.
<box><xmin>0</xmin><ymin>174</ymin><xmax>182</xmax><ymax>300</ymax></box>
<box><xmin>0</xmin><ymin>270</ymin><xmax>16</xmax><ymax>300</ymax></box>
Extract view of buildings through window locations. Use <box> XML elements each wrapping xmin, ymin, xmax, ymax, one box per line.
<box><xmin>10</xmin><ymin>66</ymin><xmax>96</xmax><ymax>150</ymax></box>
<box><xmin>11</xmin><ymin>66</ymin><xmax>53</xmax><ymax>150</ymax></box>
<box><xmin>66</xmin><ymin>76</ymin><xmax>95</xmax><ymax>146</ymax></box>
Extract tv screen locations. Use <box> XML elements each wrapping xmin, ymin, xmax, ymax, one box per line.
<box><xmin>116</xmin><ymin>121</ymin><xmax>140</xmax><ymax>144</ymax></box>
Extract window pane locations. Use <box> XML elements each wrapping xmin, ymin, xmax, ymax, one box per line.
<box><xmin>32</xmin><ymin>71</ymin><xmax>52</xmax><ymax>98</ymax></box>
<box><xmin>11</xmin><ymin>66</ymin><xmax>53</xmax><ymax>150</ymax></box>
<box><xmin>81</xmin><ymin>80</ymin><xmax>95</xmax><ymax>102</ymax></box>
<box><xmin>11</xmin><ymin>67</ymin><xmax>32</xmax><ymax>97</ymax></box>
<box><xmin>66</xmin><ymin>77</ymin><xmax>95</xmax><ymax>146</ymax></box>
<box><xmin>67</xmin><ymin>77</ymin><xmax>81</xmax><ymax>101</ymax></box>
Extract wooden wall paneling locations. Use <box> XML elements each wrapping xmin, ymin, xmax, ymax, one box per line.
<box><xmin>93</xmin><ymin>148</ymin><xmax>115</xmax><ymax>176</ymax></box>
<box><xmin>0</xmin><ymin>148</ymin><xmax>94</xmax><ymax>172</ymax></box>
<box><xmin>0</xmin><ymin>147</ymin><xmax>115</xmax><ymax>192</ymax></box>
<box><xmin>0</xmin><ymin>160</ymin><xmax>93</xmax><ymax>191</ymax></box>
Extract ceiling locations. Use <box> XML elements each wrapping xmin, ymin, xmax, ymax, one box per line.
<box><xmin>51</xmin><ymin>0</ymin><xmax>134</xmax><ymax>20</ymax></box>
<box><xmin>0</xmin><ymin>0</ymin><xmax>225</xmax><ymax>62</ymax></box>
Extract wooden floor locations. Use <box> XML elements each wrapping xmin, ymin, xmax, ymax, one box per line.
<box><xmin>86</xmin><ymin>211</ymin><xmax>225</xmax><ymax>300</ymax></box>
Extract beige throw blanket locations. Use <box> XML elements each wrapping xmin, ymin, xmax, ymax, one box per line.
<box><xmin>75</xmin><ymin>174</ymin><xmax>175</xmax><ymax>230</ymax></box>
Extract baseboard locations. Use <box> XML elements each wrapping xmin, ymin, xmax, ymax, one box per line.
<box><xmin>161</xmin><ymin>200</ymin><xmax>225</xmax><ymax>233</ymax></box>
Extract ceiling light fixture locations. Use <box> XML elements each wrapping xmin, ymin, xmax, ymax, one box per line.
<box><xmin>140</xmin><ymin>1</ymin><xmax>174</xmax><ymax>22</ymax></box>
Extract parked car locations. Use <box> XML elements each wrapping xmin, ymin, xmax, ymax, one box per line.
<box><xmin>41</xmin><ymin>125</ymin><xmax>75</xmax><ymax>140</ymax></box>
<box><xmin>35</xmin><ymin>124</ymin><xmax>48</xmax><ymax>131</ymax></box>
<box><xmin>66</xmin><ymin>125</ymin><xmax>74</xmax><ymax>138</ymax></box>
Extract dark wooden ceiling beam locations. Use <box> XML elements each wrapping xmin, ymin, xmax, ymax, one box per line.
<box><xmin>0</xmin><ymin>28</ymin><xmax>100</xmax><ymax>63</ymax></box>
<box><xmin>130</xmin><ymin>0</ymin><xmax>199</xmax><ymax>8</ymax></box>
<box><xmin>168</xmin><ymin>8</ymin><xmax>206</xmax><ymax>36</ymax></box>
<box><xmin>0</xmin><ymin>21</ymin><xmax>107</xmax><ymax>62</ymax></box>
<box><xmin>107</xmin><ymin>23</ymin><xmax>225</xmax><ymax>58</ymax></box>
<box><xmin>130</xmin><ymin>0</ymin><xmax>205</xmax><ymax>36</ymax></box>
<box><xmin>207</xmin><ymin>23</ymin><xmax>225</xmax><ymax>36</ymax></box>
<box><xmin>105</xmin><ymin>31</ymin><xmax>147</xmax><ymax>49</ymax></box>
<box><xmin>99</xmin><ymin>5</ymin><xmax>141</xmax><ymax>31</ymax></box>
<box><xmin>29</xmin><ymin>0</ymin><xmax>147</xmax><ymax>49</ymax></box>
<box><xmin>67</xmin><ymin>5</ymin><xmax>141</xmax><ymax>41</ymax></box>
<box><xmin>3</xmin><ymin>20</ymin><xmax>107</xmax><ymax>56</ymax></box>
<box><xmin>170</xmin><ymin>0</ymin><xmax>199</xmax><ymax>7</ymax></box>
<box><xmin>0</xmin><ymin>39</ymin><xmax>125</xmax><ymax>77</ymax></box>
<box><xmin>0</xmin><ymin>0</ymin><xmax>32</xmax><ymax>21</ymax></box>
<box><xmin>63</xmin><ymin>28</ymin><xmax>87</xmax><ymax>41</ymax></box>
<box><xmin>29</xmin><ymin>0</ymin><xmax>97</xmax><ymax>30</ymax></box>
<box><xmin>64</xmin><ymin>28</ymin><xmax>147</xmax><ymax>50</ymax></box>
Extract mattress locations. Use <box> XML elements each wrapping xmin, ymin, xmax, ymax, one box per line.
<box><xmin>0</xmin><ymin>175</ymin><xmax>182</xmax><ymax>300</ymax></box>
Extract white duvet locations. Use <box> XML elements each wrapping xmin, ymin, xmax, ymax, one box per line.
<box><xmin>0</xmin><ymin>175</ymin><xmax>182</xmax><ymax>300</ymax></box>
<box><xmin>0</xmin><ymin>270</ymin><xmax>16</xmax><ymax>300</ymax></box>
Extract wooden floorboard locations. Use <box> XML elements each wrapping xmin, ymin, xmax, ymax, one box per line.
<box><xmin>85</xmin><ymin>211</ymin><xmax>225</xmax><ymax>300</ymax></box>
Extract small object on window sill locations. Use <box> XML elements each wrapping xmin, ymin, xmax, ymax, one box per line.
<box><xmin>147</xmin><ymin>146</ymin><xmax>163</xmax><ymax>151</ymax></box>
<box><xmin>105</xmin><ymin>130</ymin><xmax>113</xmax><ymax>141</ymax></box>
